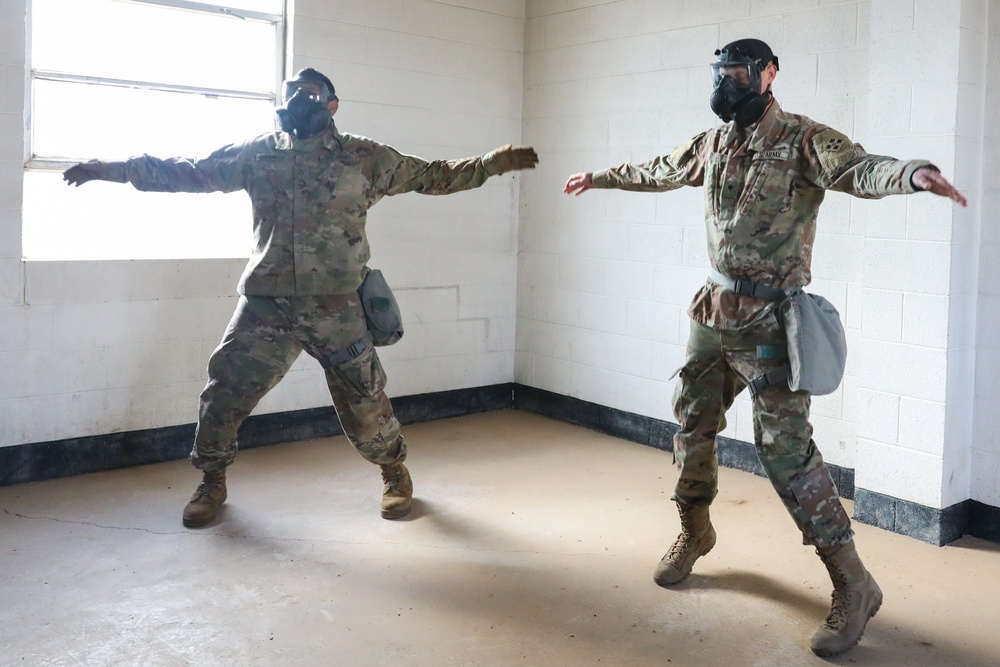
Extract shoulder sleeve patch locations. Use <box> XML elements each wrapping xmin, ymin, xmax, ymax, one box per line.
<box><xmin>811</xmin><ymin>128</ymin><xmax>856</xmax><ymax>175</ymax></box>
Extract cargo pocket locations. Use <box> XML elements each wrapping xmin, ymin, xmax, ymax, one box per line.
<box><xmin>335</xmin><ymin>347</ymin><xmax>387</xmax><ymax>401</ymax></box>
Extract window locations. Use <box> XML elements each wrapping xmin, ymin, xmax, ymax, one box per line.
<box><xmin>24</xmin><ymin>0</ymin><xmax>285</xmax><ymax>260</ymax></box>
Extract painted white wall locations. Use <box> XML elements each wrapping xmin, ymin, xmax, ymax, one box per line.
<box><xmin>854</xmin><ymin>0</ymin><xmax>984</xmax><ymax>509</ymax></box>
<box><xmin>973</xmin><ymin>0</ymin><xmax>1000</xmax><ymax>508</ymax></box>
<box><xmin>518</xmin><ymin>0</ymin><xmax>872</xmax><ymax>465</ymax></box>
<box><xmin>288</xmin><ymin>0</ymin><xmax>525</xmax><ymax>398</ymax></box>
<box><xmin>516</xmin><ymin>0</ymin><xmax>994</xmax><ymax>511</ymax></box>
<box><xmin>0</xmin><ymin>0</ymin><xmax>525</xmax><ymax>447</ymax></box>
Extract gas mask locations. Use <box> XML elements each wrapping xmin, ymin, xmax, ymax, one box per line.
<box><xmin>709</xmin><ymin>39</ymin><xmax>778</xmax><ymax>128</ymax></box>
<box><xmin>275</xmin><ymin>77</ymin><xmax>335</xmax><ymax>139</ymax></box>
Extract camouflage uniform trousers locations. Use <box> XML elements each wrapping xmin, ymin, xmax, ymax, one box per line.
<box><xmin>671</xmin><ymin>315</ymin><xmax>853</xmax><ymax>548</ymax></box>
<box><xmin>190</xmin><ymin>293</ymin><xmax>405</xmax><ymax>472</ymax></box>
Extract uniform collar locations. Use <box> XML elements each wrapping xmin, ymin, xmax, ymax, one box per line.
<box><xmin>717</xmin><ymin>97</ymin><xmax>780</xmax><ymax>154</ymax></box>
<box><xmin>275</xmin><ymin>121</ymin><xmax>344</xmax><ymax>152</ymax></box>
<box><xmin>747</xmin><ymin>98</ymin><xmax>780</xmax><ymax>153</ymax></box>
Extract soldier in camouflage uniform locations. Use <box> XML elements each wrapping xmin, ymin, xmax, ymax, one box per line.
<box><xmin>64</xmin><ymin>68</ymin><xmax>538</xmax><ymax>528</ymax></box>
<box><xmin>564</xmin><ymin>40</ymin><xmax>966</xmax><ymax>656</ymax></box>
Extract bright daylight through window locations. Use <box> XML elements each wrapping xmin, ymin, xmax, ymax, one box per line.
<box><xmin>24</xmin><ymin>0</ymin><xmax>284</xmax><ymax>260</ymax></box>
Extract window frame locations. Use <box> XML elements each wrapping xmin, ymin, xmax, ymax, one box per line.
<box><xmin>25</xmin><ymin>0</ymin><xmax>287</xmax><ymax>172</ymax></box>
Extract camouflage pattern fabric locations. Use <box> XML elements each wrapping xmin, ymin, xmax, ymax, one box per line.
<box><xmin>108</xmin><ymin>121</ymin><xmax>504</xmax><ymax>297</ymax></box>
<box><xmin>589</xmin><ymin>98</ymin><xmax>923</xmax><ymax>546</ymax></box>
<box><xmin>104</xmin><ymin>121</ymin><xmax>513</xmax><ymax>471</ymax></box>
<box><xmin>192</xmin><ymin>293</ymin><xmax>404</xmax><ymax>471</ymax></box>
<box><xmin>591</xmin><ymin>99</ymin><xmax>935</xmax><ymax>330</ymax></box>
<box><xmin>673</xmin><ymin>318</ymin><xmax>852</xmax><ymax>547</ymax></box>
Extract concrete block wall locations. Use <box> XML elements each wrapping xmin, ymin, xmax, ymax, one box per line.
<box><xmin>0</xmin><ymin>0</ymin><xmax>30</xmax><ymax>442</ymax></box>
<box><xmin>855</xmin><ymin>0</ymin><xmax>984</xmax><ymax>510</ymax></box>
<box><xmin>290</xmin><ymin>0</ymin><xmax>526</xmax><ymax>397</ymax></box>
<box><xmin>517</xmin><ymin>0</ymin><xmax>997</xmax><ymax>516</ymax></box>
<box><xmin>974</xmin><ymin>0</ymin><xmax>1000</xmax><ymax>508</ymax></box>
<box><xmin>517</xmin><ymin>0</ymin><xmax>873</xmax><ymax>467</ymax></box>
<box><xmin>0</xmin><ymin>0</ymin><xmax>526</xmax><ymax>448</ymax></box>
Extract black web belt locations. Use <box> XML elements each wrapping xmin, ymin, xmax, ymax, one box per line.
<box><xmin>708</xmin><ymin>267</ymin><xmax>789</xmax><ymax>301</ymax></box>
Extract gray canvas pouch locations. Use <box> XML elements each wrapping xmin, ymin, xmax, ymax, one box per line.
<box><xmin>358</xmin><ymin>268</ymin><xmax>404</xmax><ymax>346</ymax></box>
<box><xmin>779</xmin><ymin>291</ymin><xmax>847</xmax><ymax>395</ymax></box>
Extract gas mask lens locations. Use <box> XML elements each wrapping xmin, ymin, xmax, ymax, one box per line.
<box><xmin>282</xmin><ymin>80</ymin><xmax>330</xmax><ymax>103</ymax></box>
<box><xmin>712</xmin><ymin>63</ymin><xmax>753</xmax><ymax>89</ymax></box>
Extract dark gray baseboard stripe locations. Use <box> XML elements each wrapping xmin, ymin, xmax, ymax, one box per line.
<box><xmin>969</xmin><ymin>500</ymin><xmax>1000</xmax><ymax>543</ymax></box>
<box><xmin>0</xmin><ymin>383</ymin><xmax>513</xmax><ymax>487</ymax></box>
<box><xmin>853</xmin><ymin>489</ymin><xmax>972</xmax><ymax>546</ymax></box>
<box><xmin>511</xmin><ymin>383</ymin><xmax>678</xmax><ymax>452</ymax></box>
<box><xmin>511</xmin><ymin>385</ymin><xmax>989</xmax><ymax>546</ymax></box>
<box><xmin>512</xmin><ymin>384</ymin><xmax>857</xmax><ymax>500</ymax></box>
<box><xmin>1</xmin><ymin>380</ymin><xmax>994</xmax><ymax>546</ymax></box>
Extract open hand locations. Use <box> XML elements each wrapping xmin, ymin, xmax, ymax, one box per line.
<box><xmin>563</xmin><ymin>172</ymin><xmax>594</xmax><ymax>196</ymax></box>
<box><xmin>912</xmin><ymin>168</ymin><xmax>967</xmax><ymax>207</ymax></box>
<box><xmin>487</xmin><ymin>144</ymin><xmax>539</xmax><ymax>174</ymax></box>
<box><xmin>63</xmin><ymin>161</ymin><xmax>109</xmax><ymax>187</ymax></box>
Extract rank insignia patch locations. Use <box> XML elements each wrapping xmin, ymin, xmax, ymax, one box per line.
<box><xmin>823</xmin><ymin>137</ymin><xmax>845</xmax><ymax>152</ymax></box>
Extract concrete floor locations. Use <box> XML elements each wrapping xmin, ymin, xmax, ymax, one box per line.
<box><xmin>2</xmin><ymin>410</ymin><xmax>998</xmax><ymax>667</ymax></box>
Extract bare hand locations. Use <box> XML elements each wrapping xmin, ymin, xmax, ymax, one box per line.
<box><xmin>63</xmin><ymin>161</ymin><xmax>109</xmax><ymax>187</ymax></box>
<box><xmin>563</xmin><ymin>172</ymin><xmax>594</xmax><ymax>196</ymax></box>
<box><xmin>912</xmin><ymin>168</ymin><xmax>967</xmax><ymax>207</ymax></box>
<box><xmin>486</xmin><ymin>144</ymin><xmax>539</xmax><ymax>175</ymax></box>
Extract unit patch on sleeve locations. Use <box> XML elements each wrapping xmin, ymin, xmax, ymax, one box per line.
<box><xmin>812</xmin><ymin>128</ymin><xmax>855</xmax><ymax>175</ymax></box>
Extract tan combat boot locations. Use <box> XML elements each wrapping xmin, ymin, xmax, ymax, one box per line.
<box><xmin>380</xmin><ymin>463</ymin><xmax>413</xmax><ymax>519</ymax></box>
<box><xmin>653</xmin><ymin>501</ymin><xmax>717</xmax><ymax>586</ymax></box>
<box><xmin>810</xmin><ymin>539</ymin><xmax>883</xmax><ymax>657</ymax></box>
<box><xmin>182</xmin><ymin>468</ymin><xmax>227</xmax><ymax>528</ymax></box>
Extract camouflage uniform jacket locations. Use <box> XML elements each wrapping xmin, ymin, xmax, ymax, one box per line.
<box><xmin>109</xmin><ymin>122</ymin><xmax>505</xmax><ymax>296</ymax></box>
<box><xmin>591</xmin><ymin>100</ymin><xmax>935</xmax><ymax>329</ymax></box>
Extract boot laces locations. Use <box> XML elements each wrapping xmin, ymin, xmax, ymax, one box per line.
<box><xmin>666</xmin><ymin>507</ymin><xmax>707</xmax><ymax>559</ymax></box>
<box><xmin>666</xmin><ymin>527</ymin><xmax>695</xmax><ymax>560</ymax></box>
<box><xmin>194</xmin><ymin>473</ymin><xmax>224</xmax><ymax>499</ymax></box>
<box><xmin>825</xmin><ymin>589</ymin><xmax>850</xmax><ymax>629</ymax></box>
<box><xmin>824</xmin><ymin>562</ymin><xmax>851</xmax><ymax>629</ymax></box>
<box><xmin>381</xmin><ymin>465</ymin><xmax>400</xmax><ymax>489</ymax></box>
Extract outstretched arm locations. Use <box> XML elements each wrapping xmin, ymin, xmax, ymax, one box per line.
<box><xmin>912</xmin><ymin>167</ymin><xmax>967</xmax><ymax>207</ymax></box>
<box><xmin>562</xmin><ymin>131</ymin><xmax>709</xmax><ymax>196</ymax></box>
<box><xmin>803</xmin><ymin>127</ymin><xmax>968</xmax><ymax>207</ymax></box>
<box><xmin>63</xmin><ymin>142</ymin><xmax>249</xmax><ymax>193</ymax></box>
<box><xmin>375</xmin><ymin>143</ymin><xmax>538</xmax><ymax>196</ymax></box>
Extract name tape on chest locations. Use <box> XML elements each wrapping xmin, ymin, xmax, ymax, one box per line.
<box><xmin>752</xmin><ymin>146</ymin><xmax>791</xmax><ymax>161</ymax></box>
<box><xmin>256</xmin><ymin>154</ymin><xmax>290</xmax><ymax>162</ymax></box>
